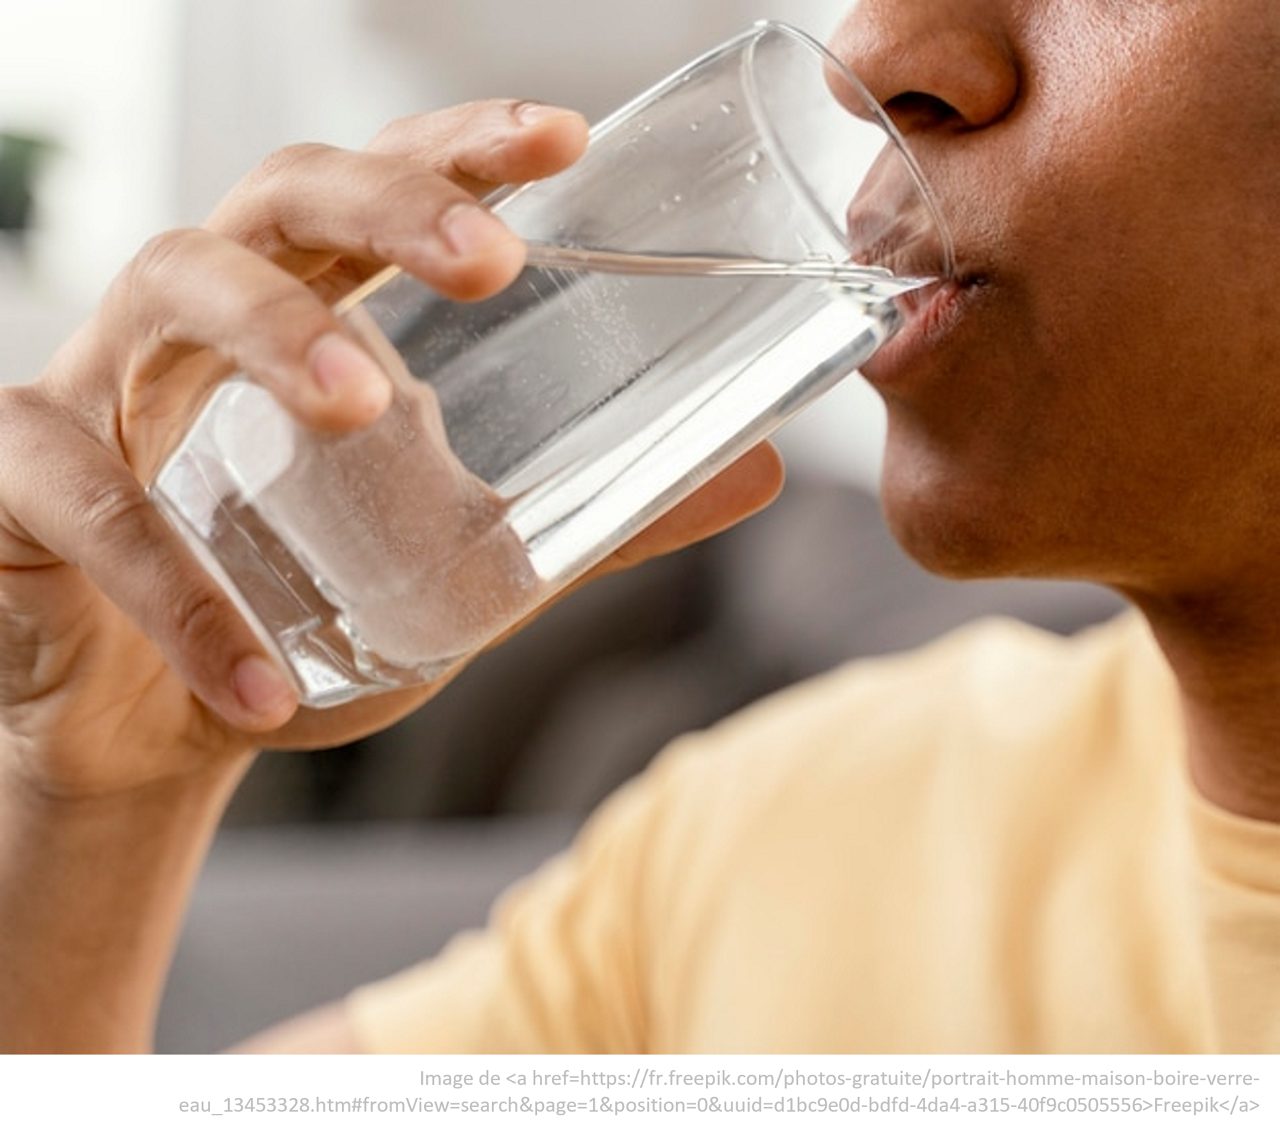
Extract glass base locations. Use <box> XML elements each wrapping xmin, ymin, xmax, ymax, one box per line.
<box><xmin>150</xmin><ymin>469</ymin><xmax>454</xmax><ymax>709</ymax></box>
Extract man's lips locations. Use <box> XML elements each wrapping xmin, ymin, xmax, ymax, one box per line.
<box><xmin>860</xmin><ymin>273</ymin><xmax>986</xmax><ymax>390</ymax></box>
<box><xmin>840</xmin><ymin>144</ymin><xmax>982</xmax><ymax>388</ymax></box>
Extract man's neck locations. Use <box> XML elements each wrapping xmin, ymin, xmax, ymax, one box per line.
<box><xmin>1133</xmin><ymin>587</ymin><xmax>1280</xmax><ymax>824</ymax></box>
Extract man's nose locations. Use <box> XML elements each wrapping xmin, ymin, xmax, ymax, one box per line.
<box><xmin>829</xmin><ymin>0</ymin><xmax>1019</xmax><ymax>134</ymax></box>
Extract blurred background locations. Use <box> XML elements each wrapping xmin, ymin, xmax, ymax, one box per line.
<box><xmin>0</xmin><ymin>0</ymin><xmax>1122</xmax><ymax>1051</ymax></box>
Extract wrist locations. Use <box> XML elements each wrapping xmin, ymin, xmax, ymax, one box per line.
<box><xmin>0</xmin><ymin>666</ymin><xmax>263</xmax><ymax>804</ymax></box>
<box><xmin>0</xmin><ymin>740</ymin><xmax>254</xmax><ymax>1052</ymax></box>
<box><xmin>0</xmin><ymin>734</ymin><xmax>258</xmax><ymax>813</ymax></box>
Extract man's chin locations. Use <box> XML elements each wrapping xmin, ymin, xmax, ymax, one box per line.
<box><xmin>878</xmin><ymin>460</ymin><xmax>1044</xmax><ymax>582</ymax></box>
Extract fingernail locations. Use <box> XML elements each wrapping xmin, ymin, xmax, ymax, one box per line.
<box><xmin>232</xmin><ymin>655</ymin><xmax>295</xmax><ymax>720</ymax></box>
<box><xmin>308</xmin><ymin>332</ymin><xmax>389</xmax><ymax>403</ymax></box>
<box><xmin>516</xmin><ymin>101</ymin><xmax>574</xmax><ymax>127</ymax></box>
<box><xmin>440</xmin><ymin>202</ymin><xmax>513</xmax><ymax>257</ymax></box>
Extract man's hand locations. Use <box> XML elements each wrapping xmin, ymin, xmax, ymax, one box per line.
<box><xmin>0</xmin><ymin>98</ymin><xmax>783</xmax><ymax>801</ymax></box>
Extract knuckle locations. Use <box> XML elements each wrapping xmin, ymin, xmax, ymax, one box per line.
<box><xmin>222</xmin><ymin>143</ymin><xmax>338</xmax><ymax>253</ymax></box>
<box><xmin>0</xmin><ymin>384</ymin><xmax>43</xmax><ymax>426</ymax></box>
<box><xmin>122</xmin><ymin>228</ymin><xmax>208</xmax><ymax>298</ymax></box>
<box><xmin>440</xmin><ymin>99</ymin><xmax>521</xmax><ymax>149</ymax></box>
<box><xmin>465</xmin><ymin>97</ymin><xmax>524</xmax><ymax>122</ymax></box>
<box><xmin>170</xmin><ymin>585</ymin><xmax>236</xmax><ymax>664</ymax></box>
<box><xmin>236</xmin><ymin>286</ymin><xmax>338</xmax><ymax>381</ymax></box>
<box><xmin>107</xmin><ymin>228</ymin><xmax>213</xmax><ymax>344</ymax></box>
<box><xmin>240</xmin><ymin>282</ymin><xmax>320</xmax><ymax>329</ymax></box>
<box><xmin>370</xmin><ymin>113</ymin><xmax>424</xmax><ymax>153</ymax></box>
<box><xmin>235</xmin><ymin>288</ymin><xmax>335</xmax><ymax>374</ymax></box>
<box><xmin>253</xmin><ymin>141</ymin><xmax>334</xmax><ymax>187</ymax></box>
<box><xmin>370</xmin><ymin>99</ymin><xmax>515</xmax><ymax>159</ymax></box>
<box><xmin>71</xmin><ymin>471</ymin><xmax>242</xmax><ymax>665</ymax></box>
<box><xmin>209</xmin><ymin>142</ymin><xmax>334</xmax><ymax>249</ymax></box>
<box><xmin>75</xmin><ymin>476</ymin><xmax>154</xmax><ymax>552</ymax></box>
<box><xmin>372</xmin><ymin>167</ymin><xmax>462</xmax><ymax>226</ymax></box>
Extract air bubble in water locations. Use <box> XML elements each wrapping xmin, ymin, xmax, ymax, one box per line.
<box><xmin>688</xmin><ymin>120</ymin><xmax>701</xmax><ymax>132</ymax></box>
<box><xmin>719</xmin><ymin>100</ymin><xmax>736</xmax><ymax>115</ymax></box>
<box><xmin>744</xmin><ymin>170</ymin><xmax>759</xmax><ymax>185</ymax></box>
<box><xmin>747</xmin><ymin>149</ymin><xmax>762</xmax><ymax>167</ymax></box>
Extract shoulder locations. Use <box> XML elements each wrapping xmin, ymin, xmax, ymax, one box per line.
<box><xmin>630</xmin><ymin>610</ymin><xmax>1177</xmax><ymax>872</ymax></box>
<box><xmin>661</xmin><ymin>610</ymin><xmax>1165</xmax><ymax>782</ymax></box>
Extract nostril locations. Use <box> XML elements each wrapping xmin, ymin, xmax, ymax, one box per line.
<box><xmin>883</xmin><ymin>91</ymin><xmax>962</xmax><ymax>133</ymax></box>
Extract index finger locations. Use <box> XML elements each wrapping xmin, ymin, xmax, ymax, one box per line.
<box><xmin>367</xmin><ymin>99</ymin><xmax>590</xmax><ymax>191</ymax></box>
<box><xmin>206</xmin><ymin>100</ymin><xmax>588</xmax><ymax>279</ymax></box>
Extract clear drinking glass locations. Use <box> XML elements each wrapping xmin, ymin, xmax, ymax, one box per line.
<box><xmin>150</xmin><ymin>20</ymin><xmax>954</xmax><ymax>708</ymax></box>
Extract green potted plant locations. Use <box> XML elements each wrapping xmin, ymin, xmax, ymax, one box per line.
<box><xmin>0</xmin><ymin>131</ymin><xmax>55</xmax><ymax>245</ymax></box>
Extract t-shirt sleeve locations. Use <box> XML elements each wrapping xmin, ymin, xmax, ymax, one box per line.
<box><xmin>345</xmin><ymin>735</ymin><xmax>700</xmax><ymax>1053</ymax></box>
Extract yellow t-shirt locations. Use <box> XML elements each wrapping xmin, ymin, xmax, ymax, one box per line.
<box><xmin>347</xmin><ymin>613</ymin><xmax>1280</xmax><ymax>1053</ymax></box>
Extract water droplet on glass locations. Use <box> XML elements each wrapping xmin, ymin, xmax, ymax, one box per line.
<box><xmin>719</xmin><ymin>100</ymin><xmax>736</xmax><ymax>115</ymax></box>
<box><xmin>688</xmin><ymin>120</ymin><xmax>700</xmax><ymax>132</ymax></box>
<box><xmin>672</xmin><ymin>193</ymin><xmax>684</xmax><ymax>204</ymax></box>
<box><xmin>640</xmin><ymin>122</ymin><xmax>652</xmax><ymax>134</ymax></box>
<box><xmin>747</xmin><ymin>149</ymin><xmax>762</xmax><ymax>167</ymax></box>
<box><xmin>744</xmin><ymin>170</ymin><xmax>759</xmax><ymax>185</ymax></box>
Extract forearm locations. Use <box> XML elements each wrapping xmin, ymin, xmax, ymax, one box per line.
<box><xmin>0</xmin><ymin>752</ymin><xmax>253</xmax><ymax>1052</ymax></box>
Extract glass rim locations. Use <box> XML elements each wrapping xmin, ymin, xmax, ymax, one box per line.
<box><xmin>747</xmin><ymin>21</ymin><xmax>955</xmax><ymax>280</ymax></box>
<box><xmin>577</xmin><ymin>19</ymin><xmax>957</xmax><ymax>280</ymax></box>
